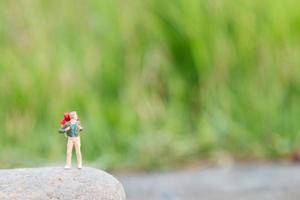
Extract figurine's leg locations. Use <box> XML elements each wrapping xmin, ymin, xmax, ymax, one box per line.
<box><xmin>74</xmin><ymin>137</ymin><xmax>82</xmax><ymax>168</ymax></box>
<box><xmin>66</xmin><ymin>137</ymin><xmax>74</xmax><ymax>168</ymax></box>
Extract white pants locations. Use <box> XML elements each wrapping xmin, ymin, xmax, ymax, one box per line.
<box><xmin>66</xmin><ymin>136</ymin><xmax>82</xmax><ymax>167</ymax></box>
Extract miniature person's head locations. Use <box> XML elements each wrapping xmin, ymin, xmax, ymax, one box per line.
<box><xmin>70</xmin><ymin>111</ymin><xmax>78</xmax><ymax>120</ymax></box>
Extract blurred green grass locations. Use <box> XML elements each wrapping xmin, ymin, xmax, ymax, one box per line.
<box><xmin>1</xmin><ymin>0</ymin><xmax>300</xmax><ymax>170</ymax></box>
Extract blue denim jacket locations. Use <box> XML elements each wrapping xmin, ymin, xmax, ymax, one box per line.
<box><xmin>58</xmin><ymin>120</ymin><xmax>83</xmax><ymax>137</ymax></box>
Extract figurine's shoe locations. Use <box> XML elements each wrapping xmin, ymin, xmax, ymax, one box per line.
<box><xmin>77</xmin><ymin>165</ymin><xmax>82</xmax><ymax>169</ymax></box>
<box><xmin>64</xmin><ymin>165</ymin><xmax>71</xmax><ymax>169</ymax></box>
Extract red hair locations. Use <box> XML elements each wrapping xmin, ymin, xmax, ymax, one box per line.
<box><xmin>60</xmin><ymin>112</ymin><xmax>80</xmax><ymax>127</ymax></box>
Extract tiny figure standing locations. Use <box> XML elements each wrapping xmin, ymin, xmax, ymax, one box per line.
<box><xmin>59</xmin><ymin>111</ymin><xmax>83</xmax><ymax>169</ymax></box>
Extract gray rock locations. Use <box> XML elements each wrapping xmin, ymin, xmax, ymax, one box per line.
<box><xmin>0</xmin><ymin>166</ymin><xmax>126</xmax><ymax>200</ymax></box>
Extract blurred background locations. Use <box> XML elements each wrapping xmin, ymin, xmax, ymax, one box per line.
<box><xmin>0</xmin><ymin>0</ymin><xmax>300</xmax><ymax>171</ymax></box>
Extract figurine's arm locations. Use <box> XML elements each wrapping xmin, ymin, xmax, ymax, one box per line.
<box><xmin>79</xmin><ymin>125</ymin><xmax>84</xmax><ymax>132</ymax></box>
<box><xmin>58</xmin><ymin>128</ymin><xmax>64</xmax><ymax>133</ymax></box>
<box><xmin>58</xmin><ymin>124</ymin><xmax>70</xmax><ymax>133</ymax></box>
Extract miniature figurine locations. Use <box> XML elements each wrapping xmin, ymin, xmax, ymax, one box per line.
<box><xmin>59</xmin><ymin>111</ymin><xmax>84</xmax><ymax>169</ymax></box>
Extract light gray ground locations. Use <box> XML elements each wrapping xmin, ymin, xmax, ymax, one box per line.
<box><xmin>0</xmin><ymin>167</ymin><xmax>125</xmax><ymax>200</ymax></box>
<box><xmin>117</xmin><ymin>163</ymin><xmax>300</xmax><ymax>200</ymax></box>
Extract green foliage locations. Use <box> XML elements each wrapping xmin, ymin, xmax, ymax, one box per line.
<box><xmin>1</xmin><ymin>0</ymin><xmax>300</xmax><ymax>169</ymax></box>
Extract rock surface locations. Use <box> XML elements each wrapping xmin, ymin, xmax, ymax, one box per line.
<box><xmin>118</xmin><ymin>163</ymin><xmax>300</xmax><ymax>200</ymax></box>
<box><xmin>0</xmin><ymin>166</ymin><xmax>125</xmax><ymax>200</ymax></box>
